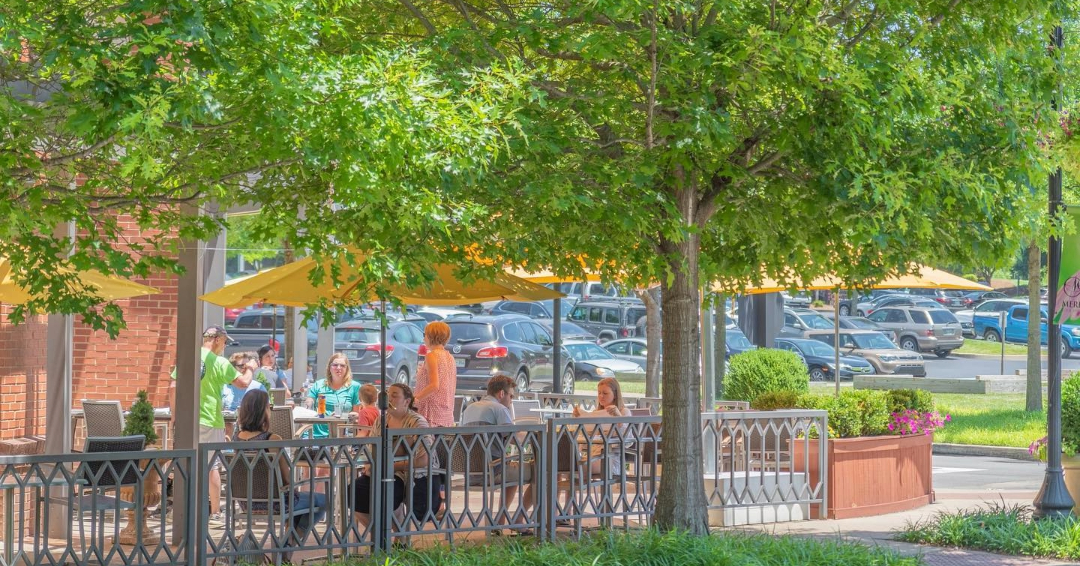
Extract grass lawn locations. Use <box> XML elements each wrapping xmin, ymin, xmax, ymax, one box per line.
<box><xmin>898</xmin><ymin>504</ymin><xmax>1079</xmax><ymax>561</ymax></box>
<box><xmin>954</xmin><ymin>340</ymin><xmax>1028</xmax><ymax>356</ymax></box>
<box><xmin>341</xmin><ymin>529</ymin><xmax>921</xmax><ymax>566</ymax></box>
<box><xmin>931</xmin><ymin>393</ymin><xmax>1045</xmax><ymax>448</ymax></box>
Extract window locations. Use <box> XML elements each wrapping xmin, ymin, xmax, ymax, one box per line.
<box><xmin>885</xmin><ymin>310</ymin><xmax>907</xmax><ymax>323</ymax></box>
<box><xmin>503</xmin><ymin>323</ymin><xmax>523</xmax><ymax>342</ymax></box>
<box><xmin>569</xmin><ymin>307</ymin><xmax>587</xmax><ymax>321</ymax></box>
<box><xmin>520</xmin><ymin>322</ymin><xmax>538</xmax><ymax>344</ymax></box>
<box><xmin>504</xmin><ymin>302</ymin><xmax>530</xmax><ymax>314</ymax></box>
<box><xmin>607</xmin><ymin>341</ymin><xmax>629</xmax><ymax>354</ymax></box>
<box><xmin>867</xmin><ymin>311</ymin><xmax>888</xmax><ymax>323</ymax></box>
<box><xmin>812</xmin><ymin>333</ymin><xmax>838</xmax><ymax>347</ymax></box>
<box><xmin>530</xmin><ymin>304</ymin><xmax>546</xmax><ymax>317</ymax></box>
<box><xmin>604</xmin><ymin>309</ymin><xmax>620</xmax><ymax>324</ymax></box>
<box><xmin>393</xmin><ymin>327</ymin><xmax>411</xmax><ymax>342</ymax></box>
<box><xmin>529</xmin><ymin>323</ymin><xmax>553</xmax><ymax>346</ymax></box>
<box><xmin>630</xmin><ymin>343</ymin><xmax>648</xmax><ymax>356</ymax></box>
<box><xmin>627</xmin><ymin>308</ymin><xmax>646</xmax><ymax>326</ymax></box>
<box><xmin>447</xmin><ymin>323</ymin><xmax>496</xmax><ymax>343</ymax></box>
<box><xmin>777</xmin><ymin>342</ymin><xmax>792</xmax><ymax>351</ymax></box>
<box><xmin>407</xmin><ymin>325</ymin><xmax>424</xmax><ymax>343</ymax></box>
<box><xmin>1014</xmin><ymin>307</ymin><xmax>1029</xmax><ymax>321</ymax></box>
<box><xmin>908</xmin><ymin>311</ymin><xmax>930</xmax><ymax>324</ymax></box>
<box><xmin>588</xmin><ymin>307</ymin><xmax>603</xmax><ymax>323</ymax></box>
<box><xmin>784</xmin><ymin>313</ymin><xmax>799</xmax><ymax>326</ymax></box>
<box><xmin>235</xmin><ymin>316</ymin><xmax>257</xmax><ymax>328</ymax></box>
<box><xmin>928</xmin><ymin>310</ymin><xmax>958</xmax><ymax>324</ymax></box>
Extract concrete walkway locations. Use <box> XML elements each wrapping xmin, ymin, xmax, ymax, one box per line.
<box><xmin>722</xmin><ymin>493</ymin><xmax>1078</xmax><ymax>565</ymax></box>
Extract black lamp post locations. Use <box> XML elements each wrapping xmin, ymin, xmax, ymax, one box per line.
<box><xmin>1033</xmin><ymin>25</ymin><xmax>1075</xmax><ymax>520</ymax></box>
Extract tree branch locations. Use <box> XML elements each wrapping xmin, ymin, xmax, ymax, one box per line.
<box><xmin>398</xmin><ymin>0</ymin><xmax>438</xmax><ymax>36</ymax></box>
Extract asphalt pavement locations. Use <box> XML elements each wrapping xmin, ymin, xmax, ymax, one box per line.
<box><xmin>924</xmin><ymin>354</ymin><xmax>1080</xmax><ymax>378</ymax></box>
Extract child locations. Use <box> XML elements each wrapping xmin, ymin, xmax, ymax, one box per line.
<box><xmin>354</xmin><ymin>383</ymin><xmax>381</xmax><ymax>435</ymax></box>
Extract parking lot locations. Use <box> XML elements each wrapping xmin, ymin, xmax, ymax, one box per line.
<box><xmin>923</xmin><ymin>353</ymin><xmax>1080</xmax><ymax>378</ymax></box>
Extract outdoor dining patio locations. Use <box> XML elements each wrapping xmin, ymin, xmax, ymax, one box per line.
<box><xmin>0</xmin><ymin>396</ymin><xmax>828</xmax><ymax>566</ymax></box>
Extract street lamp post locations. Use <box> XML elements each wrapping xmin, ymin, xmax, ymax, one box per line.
<box><xmin>1033</xmin><ymin>24</ymin><xmax>1074</xmax><ymax>520</ymax></box>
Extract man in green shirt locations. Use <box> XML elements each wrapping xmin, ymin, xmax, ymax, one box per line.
<box><xmin>174</xmin><ymin>325</ymin><xmax>240</xmax><ymax>521</ymax></box>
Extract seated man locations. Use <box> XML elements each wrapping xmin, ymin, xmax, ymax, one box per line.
<box><xmin>459</xmin><ymin>374</ymin><xmax>536</xmax><ymax>533</ymax></box>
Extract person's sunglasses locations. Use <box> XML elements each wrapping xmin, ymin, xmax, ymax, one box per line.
<box><xmin>330</xmin><ymin>363</ymin><xmax>348</xmax><ymax>368</ymax></box>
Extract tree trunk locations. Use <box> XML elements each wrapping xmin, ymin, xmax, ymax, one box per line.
<box><xmin>638</xmin><ymin>286</ymin><xmax>662</xmax><ymax>398</ymax></box>
<box><xmin>654</xmin><ymin>232</ymin><xmax>709</xmax><ymax>534</ymax></box>
<box><xmin>1027</xmin><ymin>241</ymin><xmax>1043</xmax><ymax>412</ymax></box>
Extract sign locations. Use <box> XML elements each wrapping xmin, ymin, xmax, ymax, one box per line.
<box><xmin>1056</xmin><ymin>207</ymin><xmax>1080</xmax><ymax>324</ymax></box>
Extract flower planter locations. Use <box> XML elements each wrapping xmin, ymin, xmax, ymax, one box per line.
<box><xmin>793</xmin><ymin>433</ymin><xmax>934</xmax><ymax>519</ymax></box>
<box><xmin>1062</xmin><ymin>454</ymin><xmax>1080</xmax><ymax>515</ymax></box>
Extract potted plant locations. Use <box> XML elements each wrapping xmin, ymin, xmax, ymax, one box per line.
<box><xmin>755</xmin><ymin>388</ymin><xmax>948</xmax><ymax>519</ymax></box>
<box><xmin>1030</xmin><ymin>376</ymin><xmax>1080</xmax><ymax>513</ymax></box>
<box><xmin>122</xmin><ymin>390</ymin><xmax>159</xmax><ymax>446</ymax></box>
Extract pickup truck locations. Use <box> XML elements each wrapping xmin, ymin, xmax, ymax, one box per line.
<box><xmin>224</xmin><ymin>308</ymin><xmax>319</xmax><ymax>366</ymax></box>
<box><xmin>972</xmin><ymin>304</ymin><xmax>1080</xmax><ymax>358</ymax></box>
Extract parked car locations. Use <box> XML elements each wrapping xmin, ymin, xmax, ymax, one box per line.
<box><xmin>855</xmin><ymin>294</ymin><xmax>939</xmax><ymax>317</ymax></box>
<box><xmin>954</xmin><ymin>298</ymin><xmax>1023</xmax><ymax>337</ymax></box>
<box><xmin>781</xmin><ymin>291</ymin><xmax>812</xmax><ymax>308</ymax></box>
<box><xmin>564</xmin><ymin>340</ymin><xmax>646</xmax><ymax>382</ymax></box>
<box><xmin>444</xmin><ymin>315</ymin><xmax>575</xmax><ymax>394</ymax></box>
<box><xmin>958</xmin><ymin>290</ymin><xmax>1008</xmax><ymax>309</ymax></box>
<box><xmin>545</xmin><ymin>281</ymin><xmax>634</xmax><ymax>301</ymax></box>
<box><xmin>567</xmin><ymin>299</ymin><xmax>648</xmax><ymax>342</ymax></box>
<box><xmin>837</xmin><ymin>289</ymin><xmax>894</xmax><ymax>316</ymax></box>
<box><xmin>536</xmin><ymin>319</ymin><xmax>598</xmax><ymax>343</ymax></box>
<box><xmin>778</xmin><ymin>308</ymin><xmax>834</xmax><ymax>338</ymax></box>
<box><xmin>334</xmin><ymin>320</ymin><xmax>424</xmax><ymax>385</ymax></box>
<box><xmin>821</xmin><ymin>313</ymin><xmax>898</xmax><ymax>343</ymax></box>
<box><xmin>602</xmin><ymin>337</ymin><xmax>656</xmax><ymax>367</ymax></box>
<box><xmin>973</xmin><ymin>304</ymin><xmax>1080</xmax><ymax>358</ymax></box>
<box><xmin>775</xmin><ymin>338</ymin><xmax>874</xmax><ymax>381</ymax></box>
<box><xmin>726</xmin><ymin>329</ymin><xmax>756</xmax><ymax>359</ymax></box>
<box><xmin>865</xmin><ymin>306</ymin><xmax>964</xmax><ymax>357</ymax></box>
<box><xmin>413</xmin><ymin>307</ymin><xmax>473</xmax><ymax>324</ymax></box>
<box><xmin>225</xmin><ymin>307</ymin><xmax>319</xmax><ymax>364</ymax></box>
<box><xmin>903</xmin><ymin>288</ymin><xmax>965</xmax><ymax>309</ymax></box>
<box><xmin>486</xmin><ymin>298</ymin><xmax>579</xmax><ymax>319</ymax></box>
<box><xmin>805</xmin><ymin>329</ymin><xmax>927</xmax><ymax>377</ymax></box>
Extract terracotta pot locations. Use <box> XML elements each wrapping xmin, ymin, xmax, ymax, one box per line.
<box><xmin>1061</xmin><ymin>454</ymin><xmax>1080</xmax><ymax>515</ymax></box>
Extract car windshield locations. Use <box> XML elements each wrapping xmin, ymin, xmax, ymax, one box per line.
<box><xmin>560</xmin><ymin>321</ymin><xmax>591</xmax><ymax>335</ymax></box>
<box><xmin>851</xmin><ymin>333</ymin><xmax>898</xmax><ymax>350</ymax></box>
<box><xmin>928</xmin><ymin>310</ymin><xmax>958</xmax><ymax>323</ymax></box>
<box><xmin>799</xmin><ymin>341</ymin><xmax>835</xmax><ymax>357</ymax></box>
<box><xmin>566</xmin><ymin>344</ymin><xmax>614</xmax><ymax>361</ymax></box>
<box><xmin>727</xmin><ymin>332</ymin><xmax>752</xmax><ymax>349</ymax></box>
<box><xmin>335</xmin><ymin>328</ymin><xmax>379</xmax><ymax>343</ymax></box>
<box><xmin>801</xmin><ymin>314</ymin><xmax>834</xmax><ymax>329</ymax></box>
<box><xmin>447</xmin><ymin>323</ymin><xmax>496</xmax><ymax>343</ymax></box>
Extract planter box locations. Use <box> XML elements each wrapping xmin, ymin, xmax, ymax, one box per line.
<box><xmin>793</xmin><ymin>433</ymin><xmax>934</xmax><ymax>519</ymax></box>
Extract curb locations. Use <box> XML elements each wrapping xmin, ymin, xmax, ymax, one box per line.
<box><xmin>950</xmin><ymin>352</ymin><xmax>1028</xmax><ymax>360</ymax></box>
<box><xmin>933</xmin><ymin>443</ymin><xmax>1036</xmax><ymax>461</ymax></box>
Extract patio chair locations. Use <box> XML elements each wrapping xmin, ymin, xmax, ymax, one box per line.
<box><xmin>453</xmin><ymin>397</ymin><xmax>465</xmax><ymax>424</ymax></box>
<box><xmin>511</xmin><ymin>399</ymin><xmax>542</xmax><ymax>424</ymax></box>
<box><xmin>68</xmin><ymin>435</ymin><xmax>146</xmax><ymax>547</ymax></box>
<box><xmin>227</xmin><ymin>448</ymin><xmax>325</xmax><ymax>566</ymax></box>
<box><xmin>553</xmin><ymin>431</ymin><xmax>615</xmax><ymax>530</ymax></box>
<box><xmin>81</xmin><ymin>400</ymin><xmax>125</xmax><ymax>445</ymax></box>
<box><xmin>269</xmin><ymin>389</ymin><xmax>288</xmax><ymax>407</ymax></box>
<box><xmin>445</xmin><ymin>424</ymin><xmax>533</xmax><ymax>536</ymax></box>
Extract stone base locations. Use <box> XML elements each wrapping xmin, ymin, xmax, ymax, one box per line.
<box><xmin>704</xmin><ymin>472</ymin><xmax>809</xmax><ymax>526</ymax></box>
<box><xmin>854</xmin><ymin>374</ymin><xmax>1046</xmax><ymax>394</ymax></box>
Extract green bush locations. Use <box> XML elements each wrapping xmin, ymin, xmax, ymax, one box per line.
<box><xmin>793</xmin><ymin>390</ymin><xmax>890</xmax><ymax>438</ymax></box>
<box><xmin>962</xmin><ymin>273</ymin><xmax>979</xmax><ymax>282</ymax></box>
<box><xmin>850</xmin><ymin>389</ymin><xmax>890</xmax><ymax>436</ymax></box>
<box><xmin>899</xmin><ymin>503</ymin><xmax>1080</xmax><ymax>561</ymax></box>
<box><xmin>725</xmin><ymin>349</ymin><xmax>809</xmax><ymax>402</ymax></box>
<box><xmin>886</xmin><ymin>389</ymin><xmax>935</xmax><ymax>414</ymax></box>
<box><xmin>752</xmin><ymin>390</ymin><xmax>801</xmax><ymax>411</ymax></box>
<box><xmin>122</xmin><ymin>390</ymin><xmax>159</xmax><ymax>445</ymax></box>
<box><xmin>811</xmin><ymin>299</ymin><xmax>826</xmax><ymax>308</ymax></box>
<box><xmin>1062</xmin><ymin>376</ymin><xmax>1080</xmax><ymax>455</ymax></box>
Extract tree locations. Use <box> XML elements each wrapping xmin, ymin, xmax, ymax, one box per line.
<box><xmin>352</xmin><ymin>0</ymin><xmax>1068</xmax><ymax>533</ymax></box>
<box><xmin>1</xmin><ymin>0</ymin><xmax>525</xmax><ymax>336</ymax></box>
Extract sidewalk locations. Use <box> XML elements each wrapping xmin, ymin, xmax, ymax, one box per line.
<box><xmin>719</xmin><ymin>492</ymin><xmax>1077</xmax><ymax>565</ymax></box>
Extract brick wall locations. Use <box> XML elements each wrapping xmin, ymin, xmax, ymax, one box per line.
<box><xmin>0</xmin><ymin>308</ymin><xmax>47</xmax><ymax>440</ymax></box>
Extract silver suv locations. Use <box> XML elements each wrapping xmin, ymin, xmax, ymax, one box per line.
<box><xmin>779</xmin><ymin>308</ymin><xmax>835</xmax><ymax>338</ymax></box>
<box><xmin>865</xmin><ymin>306</ymin><xmax>964</xmax><ymax>358</ymax></box>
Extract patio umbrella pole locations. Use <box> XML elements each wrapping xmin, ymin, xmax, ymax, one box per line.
<box><xmin>378</xmin><ymin>299</ymin><xmax>392</xmax><ymax>551</ymax></box>
<box><xmin>834</xmin><ymin>288</ymin><xmax>841</xmax><ymax>396</ymax></box>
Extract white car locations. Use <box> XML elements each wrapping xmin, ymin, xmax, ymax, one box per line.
<box><xmin>414</xmin><ymin>307</ymin><xmax>473</xmax><ymax>323</ymax></box>
<box><xmin>565</xmin><ymin>340</ymin><xmax>645</xmax><ymax>381</ymax></box>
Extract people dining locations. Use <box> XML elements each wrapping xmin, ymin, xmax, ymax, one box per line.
<box><xmin>304</xmin><ymin>353</ymin><xmax>361</xmax><ymax>438</ymax></box>
<box><xmin>223</xmin><ymin>352</ymin><xmax>265</xmax><ymax>413</ymax></box>
<box><xmin>413</xmin><ymin>321</ymin><xmax>456</xmax><ymax>427</ymax></box>
<box><xmin>572</xmin><ymin>377</ymin><xmax>631</xmax><ymax>476</ymax></box>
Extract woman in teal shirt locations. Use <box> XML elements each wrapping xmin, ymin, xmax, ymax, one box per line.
<box><xmin>305</xmin><ymin>353</ymin><xmax>361</xmax><ymax>438</ymax></box>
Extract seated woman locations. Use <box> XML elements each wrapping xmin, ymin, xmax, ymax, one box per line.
<box><xmin>572</xmin><ymin>377</ymin><xmax>631</xmax><ymax>476</ymax></box>
<box><xmin>349</xmin><ymin>383</ymin><xmax>442</xmax><ymax>531</ymax></box>
<box><xmin>234</xmin><ymin>389</ymin><xmax>327</xmax><ymax>552</ymax></box>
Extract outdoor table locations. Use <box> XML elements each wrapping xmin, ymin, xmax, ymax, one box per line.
<box><xmin>70</xmin><ymin>408</ymin><xmax>172</xmax><ymax>449</ymax></box>
<box><xmin>529</xmin><ymin>407</ymin><xmax>574</xmax><ymax>415</ymax></box>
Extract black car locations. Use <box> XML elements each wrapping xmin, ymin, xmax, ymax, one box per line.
<box><xmin>725</xmin><ymin>329</ymin><xmax>756</xmax><ymax>359</ymax></box>
<box><xmin>535</xmin><ymin>318</ymin><xmax>598</xmax><ymax>342</ymax></box>
<box><xmin>487</xmin><ymin>298</ymin><xmax>579</xmax><ymax>319</ymax></box>
<box><xmin>334</xmin><ymin>320</ymin><xmax>424</xmax><ymax>385</ymax></box>
<box><xmin>958</xmin><ymin>290</ymin><xmax>1008</xmax><ymax>309</ymax></box>
<box><xmin>444</xmin><ymin>315</ymin><xmax>575</xmax><ymax>394</ymax></box>
<box><xmin>775</xmin><ymin>337</ymin><xmax>875</xmax><ymax>381</ymax></box>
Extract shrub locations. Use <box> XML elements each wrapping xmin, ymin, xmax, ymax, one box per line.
<box><xmin>962</xmin><ymin>273</ymin><xmax>978</xmax><ymax>282</ymax></box>
<box><xmin>811</xmin><ymin>299</ymin><xmax>826</xmax><ymax>308</ymax></box>
<box><xmin>792</xmin><ymin>390</ymin><xmax>890</xmax><ymax>438</ymax></box>
<box><xmin>1062</xmin><ymin>376</ymin><xmax>1080</xmax><ymax>455</ymax></box>
<box><xmin>725</xmin><ymin>348</ymin><xmax>809</xmax><ymax>402</ymax></box>
<box><xmin>122</xmin><ymin>390</ymin><xmax>159</xmax><ymax>445</ymax></box>
<box><xmin>849</xmin><ymin>390</ymin><xmax>890</xmax><ymax>436</ymax></box>
<box><xmin>886</xmin><ymin>389</ymin><xmax>935</xmax><ymax>414</ymax></box>
<box><xmin>752</xmin><ymin>390</ymin><xmax>801</xmax><ymax>411</ymax></box>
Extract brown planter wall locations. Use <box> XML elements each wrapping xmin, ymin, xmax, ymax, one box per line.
<box><xmin>794</xmin><ymin>433</ymin><xmax>934</xmax><ymax>519</ymax></box>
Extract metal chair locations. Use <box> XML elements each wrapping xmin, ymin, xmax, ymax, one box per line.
<box><xmin>71</xmin><ymin>435</ymin><xmax>146</xmax><ymax>547</ymax></box>
<box><xmin>81</xmin><ymin>400</ymin><xmax>125</xmax><ymax>442</ymax></box>
<box><xmin>511</xmin><ymin>399</ymin><xmax>542</xmax><ymax>424</ymax></box>
<box><xmin>453</xmin><ymin>397</ymin><xmax>466</xmax><ymax>424</ymax></box>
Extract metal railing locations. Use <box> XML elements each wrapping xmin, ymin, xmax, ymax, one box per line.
<box><xmin>701</xmin><ymin>410</ymin><xmax>829</xmax><ymax>520</ymax></box>
<box><xmin>0</xmin><ymin>449</ymin><xmax>195</xmax><ymax>566</ymax></box>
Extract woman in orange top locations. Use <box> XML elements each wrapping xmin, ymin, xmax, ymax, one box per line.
<box><xmin>413</xmin><ymin>321</ymin><xmax>456</xmax><ymax>427</ymax></box>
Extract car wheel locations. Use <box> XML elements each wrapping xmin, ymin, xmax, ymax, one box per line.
<box><xmin>395</xmin><ymin>367</ymin><xmax>409</xmax><ymax>385</ymax></box>
<box><xmin>856</xmin><ymin>310</ymin><xmax>866</xmax><ymax>317</ymax></box>
<box><xmin>1063</xmin><ymin>337</ymin><xmax>1073</xmax><ymax>360</ymax></box>
<box><xmin>934</xmin><ymin>350</ymin><xmax>950</xmax><ymax>359</ymax></box>
<box><xmin>809</xmin><ymin>367</ymin><xmax>827</xmax><ymax>381</ymax></box>
<box><xmin>983</xmin><ymin>329</ymin><xmax>1001</xmax><ymax>342</ymax></box>
<box><xmin>515</xmin><ymin>370</ymin><xmax>529</xmax><ymax>392</ymax></box>
<box><xmin>839</xmin><ymin>304</ymin><xmax>850</xmax><ymax>316</ymax></box>
<box><xmin>900</xmin><ymin>337</ymin><xmax>919</xmax><ymax>352</ymax></box>
<box><xmin>561</xmin><ymin>367</ymin><xmax>576</xmax><ymax>395</ymax></box>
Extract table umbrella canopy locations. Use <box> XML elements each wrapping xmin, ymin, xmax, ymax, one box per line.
<box><xmin>0</xmin><ymin>257</ymin><xmax>160</xmax><ymax>304</ymax></box>
<box><xmin>199</xmin><ymin>251</ymin><xmax>563</xmax><ymax>309</ymax></box>
<box><xmin>715</xmin><ymin>264</ymin><xmax>991</xmax><ymax>294</ymax></box>
<box><xmin>505</xmin><ymin>268</ymin><xmax>603</xmax><ymax>284</ymax></box>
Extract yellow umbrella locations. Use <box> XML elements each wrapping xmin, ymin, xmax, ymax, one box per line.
<box><xmin>870</xmin><ymin>265</ymin><xmax>992</xmax><ymax>291</ymax></box>
<box><xmin>713</xmin><ymin>273</ymin><xmax>844</xmax><ymax>295</ymax></box>
<box><xmin>0</xmin><ymin>257</ymin><xmax>160</xmax><ymax>304</ymax></box>
<box><xmin>505</xmin><ymin>268</ymin><xmax>603</xmax><ymax>284</ymax></box>
<box><xmin>199</xmin><ymin>250</ymin><xmax>563</xmax><ymax>309</ymax></box>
